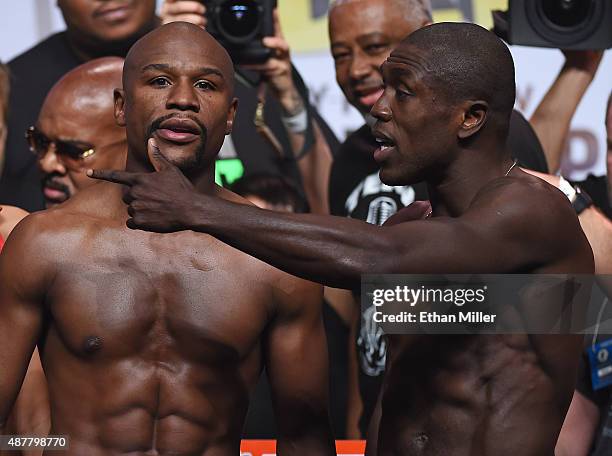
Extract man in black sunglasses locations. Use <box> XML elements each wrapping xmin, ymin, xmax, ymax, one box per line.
<box><xmin>30</xmin><ymin>57</ymin><xmax>127</xmax><ymax>208</ymax></box>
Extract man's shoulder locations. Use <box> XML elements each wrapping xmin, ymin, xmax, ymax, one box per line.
<box><xmin>469</xmin><ymin>172</ymin><xmax>590</xmax><ymax>264</ymax></box>
<box><xmin>6</xmin><ymin>186</ymin><xmax>119</xmax><ymax>251</ymax></box>
<box><xmin>1</xmin><ymin>210</ymin><xmax>63</xmax><ymax>262</ymax></box>
<box><xmin>473</xmin><ymin>172</ymin><xmax>574</xmax><ymax>227</ymax></box>
<box><xmin>7</xmin><ymin>206</ymin><xmax>90</xmax><ymax>246</ymax></box>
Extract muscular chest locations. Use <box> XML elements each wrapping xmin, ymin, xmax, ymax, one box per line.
<box><xmin>45</xmin><ymin>230</ymin><xmax>272</xmax><ymax>362</ymax></box>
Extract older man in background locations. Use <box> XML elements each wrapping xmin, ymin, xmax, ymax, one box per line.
<box><xmin>32</xmin><ymin>57</ymin><xmax>127</xmax><ymax>207</ymax></box>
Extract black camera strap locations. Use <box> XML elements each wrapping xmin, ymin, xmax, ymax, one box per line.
<box><xmin>236</xmin><ymin>66</ymin><xmax>316</xmax><ymax>162</ymax></box>
<box><xmin>254</xmin><ymin>82</ymin><xmax>284</xmax><ymax>158</ymax></box>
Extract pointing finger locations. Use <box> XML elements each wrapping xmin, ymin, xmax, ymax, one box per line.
<box><xmin>87</xmin><ymin>168</ymin><xmax>138</xmax><ymax>186</ymax></box>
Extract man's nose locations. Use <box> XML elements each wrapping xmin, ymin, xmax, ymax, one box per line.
<box><xmin>166</xmin><ymin>79</ymin><xmax>200</xmax><ymax>112</ymax></box>
<box><xmin>371</xmin><ymin>90</ymin><xmax>391</xmax><ymax>122</ymax></box>
<box><xmin>349</xmin><ymin>52</ymin><xmax>373</xmax><ymax>82</ymax></box>
<box><xmin>37</xmin><ymin>146</ymin><xmax>66</xmax><ymax>175</ymax></box>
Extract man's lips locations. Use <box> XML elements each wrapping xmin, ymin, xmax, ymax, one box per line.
<box><xmin>93</xmin><ymin>3</ymin><xmax>132</xmax><ymax>22</ymax></box>
<box><xmin>372</xmin><ymin>130</ymin><xmax>396</xmax><ymax>162</ymax></box>
<box><xmin>155</xmin><ymin>118</ymin><xmax>201</xmax><ymax>144</ymax></box>
<box><xmin>43</xmin><ymin>181</ymin><xmax>69</xmax><ymax>203</ymax></box>
<box><xmin>355</xmin><ymin>86</ymin><xmax>384</xmax><ymax>108</ymax></box>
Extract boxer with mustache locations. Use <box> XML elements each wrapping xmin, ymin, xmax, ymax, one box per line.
<box><xmin>0</xmin><ymin>23</ymin><xmax>334</xmax><ymax>455</ymax></box>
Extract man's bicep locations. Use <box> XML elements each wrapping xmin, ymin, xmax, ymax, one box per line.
<box><xmin>265</xmin><ymin>278</ymin><xmax>331</xmax><ymax>436</ymax></box>
<box><xmin>383</xmin><ymin>215</ymin><xmax>519</xmax><ymax>274</ymax></box>
<box><xmin>0</xmin><ymin>221</ymin><xmax>47</xmax><ymax>425</ymax></box>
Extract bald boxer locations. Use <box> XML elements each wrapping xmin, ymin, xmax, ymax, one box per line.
<box><xmin>31</xmin><ymin>57</ymin><xmax>127</xmax><ymax>208</ymax></box>
<box><xmin>0</xmin><ymin>23</ymin><xmax>334</xmax><ymax>455</ymax></box>
<box><xmin>95</xmin><ymin>23</ymin><xmax>594</xmax><ymax>455</ymax></box>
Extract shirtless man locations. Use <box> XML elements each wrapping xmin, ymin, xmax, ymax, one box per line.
<box><xmin>34</xmin><ymin>57</ymin><xmax>127</xmax><ymax>208</ymax></box>
<box><xmin>0</xmin><ymin>23</ymin><xmax>334</xmax><ymax>455</ymax></box>
<box><xmin>93</xmin><ymin>23</ymin><xmax>594</xmax><ymax>455</ymax></box>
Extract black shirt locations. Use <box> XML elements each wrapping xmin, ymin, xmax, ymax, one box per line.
<box><xmin>0</xmin><ymin>33</ymin><xmax>339</xmax><ymax>211</ymax></box>
<box><xmin>328</xmin><ymin>109</ymin><xmax>550</xmax><ymax>435</ymax></box>
<box><xmin>571</xmin><ymin>175</ymin><xmax>611</xmax><ymax>219</ymax></box>
<box><xmin>1</xmin><ymin>32</ymin><xmax>81</xmax><ymax>211</ymax></box>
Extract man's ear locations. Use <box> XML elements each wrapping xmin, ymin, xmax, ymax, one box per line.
<box><xmin>225</xmin><ymin>97</ymin><xmax>239</xmax><ymax>135</ymax></box>
<box><xmin>458</xmin><ymin>100</ymin><xmax>488</xmax><ymax>140</ymax></box>
<box><xmin>114</xmin><ymin>88</ymin><xmax>126</xmax><ymax>127</ymax></box>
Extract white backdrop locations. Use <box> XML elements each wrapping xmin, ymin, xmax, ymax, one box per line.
<box><xmin>1</xmin><ymin>0</ymin><xmax>609</xmax><ymax>179</ymax></box>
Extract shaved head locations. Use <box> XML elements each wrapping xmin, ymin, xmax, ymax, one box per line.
<box><xmin>371</xmin><ymin>23</ymin><xmax>516</xmax><ymax>185</ymax></box>
<box><xmin>123</xmin><ymin>22</ymin><xmax>235</xmax><ymax>98</ymax></box>
<box><xmin>391</xmin><ymin>22</ymin><xmax>516</xmax><ymax>131</ymax></box>
<box><xmin>44</xmin><ymin>57</ymin><xmax>124</xmax><ymax>121</ymax></box>
<box><xmin>115</xmin><ymin>22</ymin><xmax>238</xmax><ymax>175</ymax></box>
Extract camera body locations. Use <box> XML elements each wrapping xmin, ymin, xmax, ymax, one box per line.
<box><xmin>508</xmin><ymin>0</ymin><xmax>612</xmax><ymax>50</ymax></box>
<box><xmin>204</xmin><ymin>0</ymin><xmax>277</xmax><ymax>64</ymax></box>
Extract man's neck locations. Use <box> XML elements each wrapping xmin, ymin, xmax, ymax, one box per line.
<box><xmin>426</xmin><ymin>145</ymin><xmax>513</xmax><ymax>218</ymax></box>
<box><xmin>125</xmin><ymin>153</ymin><xmax>218</xmax><ymax>196</ymax></box>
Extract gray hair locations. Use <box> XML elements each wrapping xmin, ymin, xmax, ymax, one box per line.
<box><xmin>330</xmin><ymin>0</ymin><xmax>433</xmax><ymax>23</ymax></box>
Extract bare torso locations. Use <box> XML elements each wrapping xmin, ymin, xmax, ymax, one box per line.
<box><xmin>379</xmin><ymin>331</ymin><xmax>582</xmax><ymax>456</ymax></box>
<box><xmin>36</xmin><ymin>185</ymin><xmax>292</xmax><ymax>455</ymax></box>
<box><xmin>374</xmin><ymin>198</ymin><xmax>592</xmax><ymax>455</ymax></box>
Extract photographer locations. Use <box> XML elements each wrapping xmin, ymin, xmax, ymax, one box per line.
<box><xmin>161</xmin><ymin>0</ymin><xmax>338</xmax><ymax>214</ymax></box>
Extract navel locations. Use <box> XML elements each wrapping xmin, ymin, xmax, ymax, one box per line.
<box><xmin>413</xmin><ymin>432</ymin><xmax>429</xmax><ymax>449</ymax></box>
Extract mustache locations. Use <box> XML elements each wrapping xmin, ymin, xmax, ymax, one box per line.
<box><xmin>42</xmin><ymin>175</ymin><xmax>70</xmax><ymax>194</ymax></box>
<box><xmin>146</xmin><ymin>114</ymin><xmax>208</xmax><ymax>140</ymax></box>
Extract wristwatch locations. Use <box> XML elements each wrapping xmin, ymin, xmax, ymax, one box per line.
<box><xmin>572</xmin><ymin>185</ymin><xmax>594</xmax><ymax>215</ymax></box>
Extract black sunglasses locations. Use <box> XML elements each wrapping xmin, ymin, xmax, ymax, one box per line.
<box><xmin>26</xmin><ymin>126</ymin><xmax>95</xmax><ymax>161</ymax></box>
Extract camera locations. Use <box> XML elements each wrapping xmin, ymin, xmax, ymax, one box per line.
<box><xmin>495</xmin><ymin>0</ymin><xmax>612</xmax><ymax>50</ymax></box>
<box><xmin>204</xmin><ymin>0</ymin><xmax>277</xmax><ymax>64</ymax></box>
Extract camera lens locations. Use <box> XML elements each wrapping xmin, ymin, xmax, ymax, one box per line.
<box><xmin>219</xmin><ymin>0</ymin><xmax>260</xmax><ymax>38</ymax></box>
<box><xmin>541</xmin><ymin>0</ymin><xmax>591</xmax><ymax>28</ymax></box>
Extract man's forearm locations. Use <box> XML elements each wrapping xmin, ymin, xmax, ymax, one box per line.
<box><xmin>189</xmin><ymin>196</ymin><xmax>385</xmax><ymax>289</ymax></box>
<box><xmin>530</xmin><ymin>56</ymin><xmax>601</xmax><ymax>172</ymax></box>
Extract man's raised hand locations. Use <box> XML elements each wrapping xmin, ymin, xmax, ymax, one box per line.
<box><xmin>161</xmin><ymin>0</ymin><xmax>207</xmax><ymax>28</ymax></box>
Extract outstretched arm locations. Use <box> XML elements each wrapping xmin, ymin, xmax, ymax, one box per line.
<box><xmin>265</xmin><ymin>277</ymin><xmax>335</xmax><ymax>455</ymax></box>
<box><xmin>90</xmin><ymin>146</ymin><xmax>587</xmax><ymax>288</ymax></box>
<box><xmin>0</xmin><ymin>216</ymin><xmax>48</xmax><ymax>434</ymax></box>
